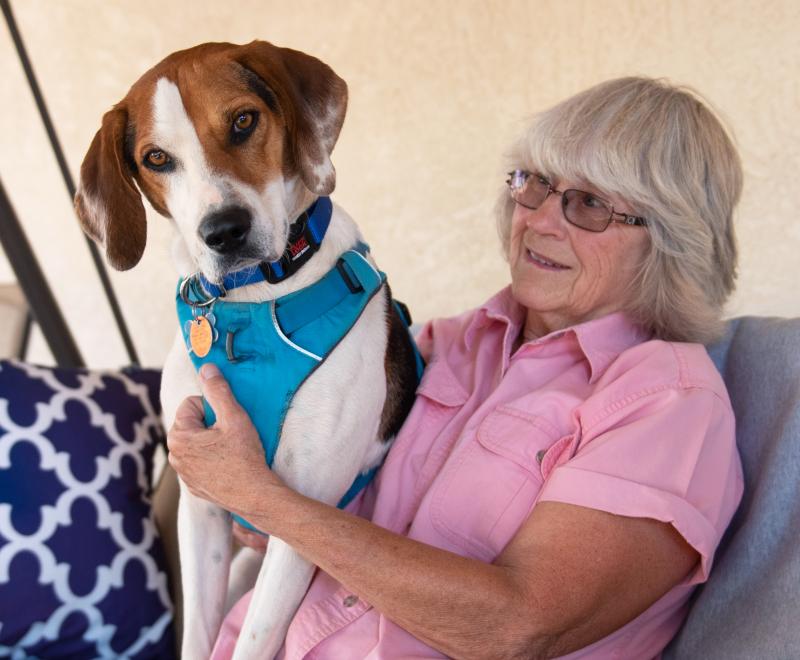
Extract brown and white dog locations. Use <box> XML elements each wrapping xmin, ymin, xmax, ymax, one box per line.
<box><xmin>74</xmin><ymin>41</ymin><xmax>418</xmax><ymax>659</ymax></box>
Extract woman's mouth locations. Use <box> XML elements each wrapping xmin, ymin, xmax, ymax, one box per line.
<box><xmin>526</xmin><ymin>249</ymin><xmax>570</xmax><ymax>271</ymax></box>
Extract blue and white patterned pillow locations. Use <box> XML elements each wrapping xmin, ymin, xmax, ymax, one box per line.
<box><xmin>0</xmin><ymin>360</ymin><xmax>175</xmax><ymax>659</ymax></box>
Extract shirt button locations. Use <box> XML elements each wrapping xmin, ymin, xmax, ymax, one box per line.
<box><xmin>536</xmin><ymin>449</ymin><xmax>546</xmax><ymax>464</ymax></box>
<box><xmin>343</xmin><ymin>594</ymin><xmax>359</xmax><ymax>608</ymax></box>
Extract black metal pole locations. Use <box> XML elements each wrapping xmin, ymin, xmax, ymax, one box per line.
<box><xmin>0</xmin><ymin>178</ymin><xmax>84</xmax><ymax>368</ymax></box>
<box><xmin>1</xmin><ymin>0</ymin><xmax>140</xmax><ymax>366</ymax></box>
<box><xmin>19</xmin><ymin>311</ymin><xmax>32</xmax><ymax>360</ymax></box>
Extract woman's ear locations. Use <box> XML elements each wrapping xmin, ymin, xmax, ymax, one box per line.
<box><xmin>74</xmin><ymin>104</ymin><xmax>147</xmax><ymax>270</ymax></box>
<box><xmin>235</xmin><ymin>40</ymin><xmax>348</xmax><ymax>196</ymax></box>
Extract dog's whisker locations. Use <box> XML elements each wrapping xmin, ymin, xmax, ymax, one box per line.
<box><xmin>228</xmin><ymin>264</ymin><xmax>259</xmax><ymax>289</ymax></box>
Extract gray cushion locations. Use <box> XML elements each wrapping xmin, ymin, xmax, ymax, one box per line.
<box><xmin>665</xmin><ymin>316</ymin><xmax>800</xmax><ymax>659</ymax></box>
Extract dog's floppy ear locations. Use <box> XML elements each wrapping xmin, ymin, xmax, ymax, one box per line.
<box><xmin>236</xmin><ymin>41</ymin><xmax>348</xmax><ymax>196</ymax></box>
<box><xmin>74</xmin><ymin>104</ymin><xmax>146</xmax><ymax>270</ymax></box>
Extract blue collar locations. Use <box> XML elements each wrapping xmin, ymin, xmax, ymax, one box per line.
<box><xmin>199</xmin><ymin>196</ymin><xmax>333</xmax><ymax>297</ymax></box>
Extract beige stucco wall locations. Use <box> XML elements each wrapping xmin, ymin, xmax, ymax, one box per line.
<box><xmin>1</xmin><ymin>0</ymin><xmax>798</xmax><ymax>367</ymax></box>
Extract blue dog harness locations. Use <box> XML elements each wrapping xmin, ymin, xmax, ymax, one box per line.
<box><xmin>177</xmin><ymin>198</ymin><xmax>423</xmax><ymax>532</ymax></box>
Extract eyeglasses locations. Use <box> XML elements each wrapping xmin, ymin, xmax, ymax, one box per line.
<box><xmin>506</xmin><ymin>170</ymin><xmax>648</xmax><ymax>233</ymax></box>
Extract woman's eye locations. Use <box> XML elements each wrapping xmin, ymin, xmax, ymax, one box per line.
<box><xmin>144</xmin><ymin>150</ymin><xmax>170</xmax><ymax>169</ymax></box>
<box><xmin>582</xmin><ymin>194</ymin><xmax>603</xmax><ymax>208</ymax></box>
<box><xmin>535</xmin><ymin>175</ymin><xmax>550</xmax><ymax>187</ymax></box>
<box><xmin>511</xmin><ymin>171</ymin><xmax>528</xmax><ymax>188</ymax></box>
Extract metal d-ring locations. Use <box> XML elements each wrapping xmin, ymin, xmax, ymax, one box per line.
<box><xmin>179</xmin><ymin>274</ymin><xmax>219</xmax><ymax>308</ymax></box>
<box><xmin>225</xmin><ymin>330</ymin><xmax>239</xmax><ymax>363</ymax></box>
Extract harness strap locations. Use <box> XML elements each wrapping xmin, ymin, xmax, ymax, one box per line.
<box><xmin>393</xmin><ymin>300</ymin><xmax>426</xmax><ymax>382</ymax></box>
<box><xmin>275</xmin><ymin>246</ymin><xmax>379</xmax><ymax>337</ymax></box>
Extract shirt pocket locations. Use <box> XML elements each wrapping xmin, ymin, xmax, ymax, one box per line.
<box><xmin>428</xmin><ymin>406</ymin><xmax>560</xmax><ymax>562</ymax></box>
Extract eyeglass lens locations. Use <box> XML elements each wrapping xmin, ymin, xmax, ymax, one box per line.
<box><xmin>510</xmin><ymin>173</ymin><xmax>612</xmax><ymax>232</ymax></box>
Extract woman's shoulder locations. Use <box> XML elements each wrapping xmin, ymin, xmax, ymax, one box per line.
<box><xmin>415</xmin><ymin>293</ymin><xmax>513</xmax><ymax>363</ymax></box>
<box><xmin>574</xmin><ymin>337</ymin><xmax>735</xmax><ymax>440</ymax></box>
<box><xmin>414</xmin><ymin>314</ymin><xmax>471</xmax><ymax>364</ymax></box>
<box><xmin>597</xmin><ymin>337</ymin><xmax>730</xmax><ymax>404</ymax></box>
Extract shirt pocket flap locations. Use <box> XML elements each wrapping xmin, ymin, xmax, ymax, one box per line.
<box><xmin>477</xmin><ymin>407</ymin><xmax>560</xmax><ymax>474</ymax></box>
<box><xmin>539</xmin><ymin>433</ymin><xmax>580</xmax><ymax>480</ymax></box>
<box><xmin>415</xmin><ymin>358</ymin><xmax>470</xmax><ymax>407</ymax></box>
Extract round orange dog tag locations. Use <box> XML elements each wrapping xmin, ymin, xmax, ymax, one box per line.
<box><xmin>189</xmin><ymin>316</ymin><xmax>214</xmax><ymax>358</ymax></box>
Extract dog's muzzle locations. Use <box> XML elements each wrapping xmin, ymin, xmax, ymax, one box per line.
<box><xmin>199</xmin><ymin>207</ymin><xmax>252</xmax><ymax>254</ymax></box>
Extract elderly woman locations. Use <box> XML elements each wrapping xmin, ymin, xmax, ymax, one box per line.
<box><xmin>168</xmin><ymin>76</ymin><xmax>743</xmax><ymax>658</ymax></box>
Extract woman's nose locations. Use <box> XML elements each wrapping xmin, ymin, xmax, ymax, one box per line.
<box><xmin>523</xmin><ymin>192</ymin><xmax>566</xmax><ymax>236</ymax></box>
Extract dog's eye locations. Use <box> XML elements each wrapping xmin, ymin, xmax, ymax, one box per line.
<box><xmin>234</xmin><ymin>112</ymin><xmax>254</xmax><ymax>131</ymax></box>
<box><xmin>144</xmin><ymin>150</ymin><xmax>171</xmax><ymax>170</ymax></box>
<box><xmin>231</xmin><ymin>111</ymin><xmax>259</xmax><ymax>145</ymax></box>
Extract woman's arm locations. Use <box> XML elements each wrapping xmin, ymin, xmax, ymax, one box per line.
<box><xmin>168</xmin><ymin>365</ymin><xmax>698</xmax><ymax>659</ymax></box>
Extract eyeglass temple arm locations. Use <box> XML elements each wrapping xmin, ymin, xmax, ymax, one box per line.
<box><xmin>612</xmin><ymin>213</ymin><xmax>647</xmax><ymax>226</ymax></box>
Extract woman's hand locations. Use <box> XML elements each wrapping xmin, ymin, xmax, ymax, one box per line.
<box><xmin>167</xmin><ymin>363</ymin><xmax>285</xmax><ymax>522</ymax></box>
<box><xmin>232</xmin><ymin>522</ymin><xmax>269</xmax><ymax>553</ymax></box>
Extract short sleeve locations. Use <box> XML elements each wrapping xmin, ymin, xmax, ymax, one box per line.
<box><xmin>537</xmin><ymin>386</ymin><xmax>743</xmax><ymax>583</ymax></box>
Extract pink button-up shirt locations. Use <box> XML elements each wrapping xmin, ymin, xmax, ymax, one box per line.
<box><xmin>212</xmin><ymin>287</ymin><xmax>743</xmax><ymax>659</ymax></box>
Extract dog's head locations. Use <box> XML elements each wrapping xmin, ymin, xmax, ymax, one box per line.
<box><xmin>74</xmin><ymin>40</ymin><xmax>347</xmax><ymax>281</ymax></box>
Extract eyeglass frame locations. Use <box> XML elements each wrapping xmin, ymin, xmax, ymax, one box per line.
<box><xmin>506</xmin><ymin>169</ymin><xmax>648</xmax><ymax>233</ymax></box>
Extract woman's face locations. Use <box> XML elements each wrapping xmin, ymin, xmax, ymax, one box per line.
<box><xmin>508</xmin><ymin>176</ymin><xmax>650</xmax><ymax>338</ymax></box>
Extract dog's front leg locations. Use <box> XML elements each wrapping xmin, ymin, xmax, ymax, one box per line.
<box><xmin>162</xmin><ymin>331</ymin><xmax>235</xmax><ymax>656</ymax></box>
<box><xmin>230</xmin><ymin>293</ymin><xmax>391</xmax><ymax>659</ymax></box>
<box><xmin>226</xmin><ymin>546</ymin><xmax>266</xmax><ymax>614</ymax></box>
<box><xmin>178</xmin><ymin>485</ymin><xmax>234</xmax><ymax>659</ymax></box>
<box><xmin>231</xmin><ymin>539</ymin><xmax>315</xmax><ymax>660</ymax></box>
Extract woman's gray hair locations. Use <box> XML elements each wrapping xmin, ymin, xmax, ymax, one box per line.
<box><xmin>496</xmin><ymin>77</ymin><xmax>742</xmax><ymax>343</ymax></box>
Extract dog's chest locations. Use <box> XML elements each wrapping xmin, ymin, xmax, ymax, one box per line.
<box><xmin>177</xmin><ymin>248</ymin><xmax>386</xmax><ymax>463</ymax></box>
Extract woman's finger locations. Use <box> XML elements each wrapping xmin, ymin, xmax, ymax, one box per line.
<box><xmin>172</xmin><ymin>395</ymin><xmax>206</xmax><ymax>431</ymax></box>
<box><xmin>199</xmin><ymin>363</ymin><xmax>247</xmax><ymax>425</ymax></box>
<box><xmin>232</xmin><ymin>522</ymin><xmax>269</xmax><ymax>553</ymax></box>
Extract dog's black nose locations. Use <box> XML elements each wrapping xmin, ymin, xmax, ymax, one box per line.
<box><xmin>199</xmin><ymin>207</ymin><xmax>252</xmax><ymax>254</ymax></box>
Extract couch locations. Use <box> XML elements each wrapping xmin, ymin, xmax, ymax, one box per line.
<box><xmin>664</xmin><ymin>316</ymin><xmax>800</xmax><ymax>658</ymax></box>
<box><xmin>1</xmin><ymin>313</ymin><xmax>798</xmax><ymax>658</ymax></box>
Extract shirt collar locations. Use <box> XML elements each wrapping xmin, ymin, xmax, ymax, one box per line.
<box><xmin>568</xmin><ymin>312</ymin><xmax>650</xmax><ymax>382</ymax></box>
<box><xmin>463</xmin><ymin>286</ymin><xmax>525</xmax><ymax>352</ymax></box>
<box><xmin>464</xmin><ymin>286</ymin><xmax>649</xmax><ymax>383</ymax></box>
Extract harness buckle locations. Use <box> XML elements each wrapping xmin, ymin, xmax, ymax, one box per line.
<box><xmin>336</xmin><ymin>258</ymin><xmax>364</xmax><ymax>294</ymax></box>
